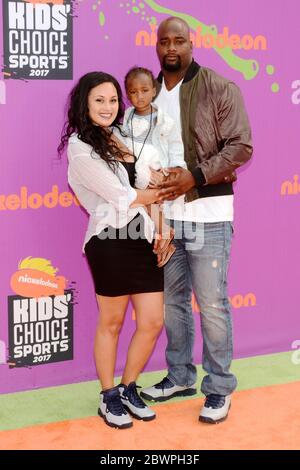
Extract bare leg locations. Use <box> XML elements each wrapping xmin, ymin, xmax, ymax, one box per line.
<box><xmin>121</xmin><ymin>291</ymin><xmax>164</xmax><ymax>385</ymax></box>
<box><xmin>95</xmin><ymin>294</ymin><xmax>129</xmax><ymax>390</ymax></box>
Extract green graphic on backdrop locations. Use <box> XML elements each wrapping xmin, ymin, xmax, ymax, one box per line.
<box><xmin>98</xmin><ymin>11</ymin><xmax>105</xmax><ymax>26</ymax></box>
<box><xmin>90</xmin><ymin>0</ymin><xmax>279</xmax><ymax>90</ymax></box>
<box><xmin>141</xmin><ymin>0</ymin><xmax>258</xmax><ymax>80</ymax></box>
<box><xmin>266</xmin><ymin>65</ymin><xmax>279</xmax><ymax>93</ymax></box>
<box><xmin>120</xmin><ymin>0</ymin><xmax>155</xmax><ymax>22</ymax></box>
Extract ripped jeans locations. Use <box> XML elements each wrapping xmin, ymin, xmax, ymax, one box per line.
<box><xmin>164</xmin><ymin>221</ymin><xmax>237</xmax><ymax>396</ymax></box>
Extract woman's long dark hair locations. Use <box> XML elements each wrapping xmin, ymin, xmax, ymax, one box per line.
<box><xmin>58</xmin><ymin>71</ymin><xmax>126</xmax><ymax>170</ymax></box>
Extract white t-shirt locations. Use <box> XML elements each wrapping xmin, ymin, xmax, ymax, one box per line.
<box><xmin>155</xmin><ymin>78</ymin><xmax>234</xmax><ymax>223</ymax></box>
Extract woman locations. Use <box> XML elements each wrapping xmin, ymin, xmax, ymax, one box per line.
<box><xmin>59</xmin><ymin>72</ymin><xmax>173</xmax><ymax>430</ymax></box>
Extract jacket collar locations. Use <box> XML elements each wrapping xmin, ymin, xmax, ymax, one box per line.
<box><xmin>157</xmin><ymin>59</ymin><xmax>200</xmax><ymax>85</ymax></box>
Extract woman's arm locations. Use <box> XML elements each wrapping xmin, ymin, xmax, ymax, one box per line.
<box><xmin>130</xmin><ymin>189</ymin><xmax>159</xmax><ymax>207</ymax></box>
<box><xmin>68</xmin><ymin>139</ymin><xmax>137</xmax><ymax>211</ymax></box>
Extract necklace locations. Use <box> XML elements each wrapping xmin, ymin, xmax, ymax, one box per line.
<box><xmin>130</xmin><ymin>106</ymin><xmax>153</xmax><ymax>162</ymax></box>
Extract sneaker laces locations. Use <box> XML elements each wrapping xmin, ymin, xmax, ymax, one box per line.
<box><xmin>154</xmin><ymin>376</ymin><xmax>174</xmax><ymax>390</ymax></box>
<box><xmin>125</xmin><ymin>382</ymin><xmax>147</xmax><ymax>409</ymax></box>
<box><xmin>204</xmin><ymin>394</ymin><xmax>226</xmax><ymax>409</ymax></box>
<box><xmin>103</xmin><ymin>389</ymin><xmax>125</xmax><ymax>416</ymax></box>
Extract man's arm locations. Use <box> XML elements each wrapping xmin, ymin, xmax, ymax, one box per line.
<box><xmin>193</xmin><ymin>82</ymin><xmax>253</xmax><ymax>185</ymax></box>
<box><xmin>156</xmin><ymin>82</ymin><xmax>253</xmax><ymax>201</ymax></box>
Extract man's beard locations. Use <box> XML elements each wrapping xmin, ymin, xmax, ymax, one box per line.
<box><xmin>162</xmin><ymin>56</ymin><xmax>182</xmax><ymax>72</ymax></box>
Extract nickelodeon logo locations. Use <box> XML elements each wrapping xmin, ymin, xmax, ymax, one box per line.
<box><xmin>10</xmin><ymin>257</ymin><xmax>66</xmax><ymax>298</ymax></box>
<box><xmin>132</xmin><ymin>292</ymin><xmax>256</xmax><ymax>319</ymax></box>
<box><xmin>191</xmin><ymin>292</ymin><xmax>257</xmax><ymax>312</ymax></box>
<box><xmin>0</xmin><ymin>185</ymin><xmax>80</xmax><ymax>211</ymax></box>
<box><xmin>281</xmin><ymin>175</ymin><xmax>300</xmax><ymax>196</ymax></box>
<box><xmin>136</xmin><ymin>24</ymin><xmax>267</xmax><ymax>51</ymax></box>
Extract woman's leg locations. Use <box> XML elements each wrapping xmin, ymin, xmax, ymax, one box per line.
<box><xmin>121</xmin><ymin>291</ymin><xmax>164</xmax><ymax>385</ymax></box>
<box><xmin>95</xmin><ymin>294</ymin><xmax>129</xmax><ymax>390</ymax></box>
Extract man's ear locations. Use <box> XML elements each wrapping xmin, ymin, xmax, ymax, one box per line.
<box><xmin>152</xmin><ymin>87</ymin><xmax>157</xmax><ymax>98</ymax></box>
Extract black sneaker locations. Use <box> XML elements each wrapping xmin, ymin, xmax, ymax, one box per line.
<box><xmin>98</xmin><ymin>386</ymin><xmax>133</xmax><ymax>429</ymax></box>
<box><xmin>199</xmin><ymin>394</ymin><xmax>231</xmax><ymax>424</ymax></box>
<box><xmin>119</xmin><ymin>382</ymin><xmax>156</xmax><ymax>421</ymax></box>
<box><xmin>140</xmin><ymin>376</ymin><xmax>197</xmax><ymax>402</ymax></box>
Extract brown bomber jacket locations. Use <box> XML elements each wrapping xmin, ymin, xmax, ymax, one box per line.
<box><xmin>156</xmin><ymin>60</ymin><xmax>253</xmax><ymax>202</ymax></box>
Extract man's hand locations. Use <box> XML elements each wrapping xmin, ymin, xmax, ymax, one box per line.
<box><xmin>156</xmin><ymin>167</ymin><xmax>196</xmax><ymax>201</ymax></box>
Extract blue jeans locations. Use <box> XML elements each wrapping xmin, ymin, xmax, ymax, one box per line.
<box><xmin>164</xmin><ymin>221</ymin><xmax>237</xmax><ymax>396</ymax></box>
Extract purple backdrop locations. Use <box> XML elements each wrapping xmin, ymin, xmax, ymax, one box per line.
<box><xmin>1</xmin><ymin>0</ymin><xmax>299</xmax><ymax>393</ymax></box>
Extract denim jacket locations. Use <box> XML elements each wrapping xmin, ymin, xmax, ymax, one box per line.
<box><xmin>115</xmin><ymin>103</ymin><xmax>186</xmax><ymax>189</ymax></box>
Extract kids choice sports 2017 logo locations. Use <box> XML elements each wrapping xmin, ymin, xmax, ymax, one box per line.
<box><xmin>8</xmin><ymin>257</ymin><xmax>73</xmax><ymax>367</ymax></box>
<box><xmin>3</xmin><ymin>0</ymin><xmax>73</xmax><ymax>79</ymax></box>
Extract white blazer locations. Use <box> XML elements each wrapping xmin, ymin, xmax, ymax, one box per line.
<box><xmin>67</xmin><ymin>134</ymin><xmax>155</xmax><ymax>250</ymax></box>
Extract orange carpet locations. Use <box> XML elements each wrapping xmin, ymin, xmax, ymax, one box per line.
<box><xmin>1</xmin><ymin>381</ymin><xmax>300</xmax><ymax>450</ymax></box>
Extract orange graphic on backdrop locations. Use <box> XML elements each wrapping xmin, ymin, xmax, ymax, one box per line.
<box><xmin>10</xmin><ymin>257</ymin><xmax>67</xmax><ymax>298</ymax></box>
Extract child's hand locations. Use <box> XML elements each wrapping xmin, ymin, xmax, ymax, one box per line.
<box><xmin>148</xmin><ymin>168</ymin><xmax>166</xmax><ymax>188</ymax></box>
<box><xmin>157</xmin><ymin>243</ymin><xmax>176</xmax><ymax>268</ymax></box>
<box><xmin>153</xmin><ymin>226</ymin><xmax>175</xmax><ymax>255</ymax></box>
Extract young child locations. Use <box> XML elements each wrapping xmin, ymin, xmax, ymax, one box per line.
<box><xmin>121</xmin><ymin>67</ymin><xmax>185</xmax><ymax>190</ymax></box>
<box><xmin>114</xmin><ymin>66</ymin><xmax>186</xmax><ymax>265</ymax></box>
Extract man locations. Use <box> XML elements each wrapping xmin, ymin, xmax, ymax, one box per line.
<box><xmin>140</xmin><ymin>17</ymin><xmax>253</xmax><ymax>424</ymax></box>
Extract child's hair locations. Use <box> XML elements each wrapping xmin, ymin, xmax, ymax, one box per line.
<box><xmin>125</xmin><ymin>66</ymin><xmax>156</xmax><ymax>91</ymax></box>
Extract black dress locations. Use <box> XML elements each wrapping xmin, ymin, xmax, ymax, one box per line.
<box><xmin>84</xmin><ymin>162</ymin><xmax>164</xmax><ymax>296</ymax></box>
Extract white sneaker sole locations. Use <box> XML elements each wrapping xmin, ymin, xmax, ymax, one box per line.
<box><xmin>140</xmin><ymin>387</ymin><xmax>197</xmax><ymax>402</ymax></box>
<box><xmin>123</xmin><ymin>404</ymin><xmax>156</xmax><ymax>421</ymax></box>
<box><xmin>98</xmin><ymin>408</ymin><xmax>133</xmax><ymax>429</ymax></box>
<box><xmin>199</xmin><ymin>403</ymin><xmax>231</xmax><ymax>424</ymax></box>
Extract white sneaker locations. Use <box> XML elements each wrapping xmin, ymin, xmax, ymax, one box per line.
<box><xmin>199</xmin><ymin>394</ymin><xmax>231</xmax><ymax>424</ymax></box>
<box><xmin>119</xmin><ymin>382</ymin><xmax>156</xmax><ymax>421</ymax></box>
<box><xmin>98</xmin><ymin>386</ymin><xmax>133</xmax><ymax>429</ymax></box>
<box><xmin>140</xmin><ymin>376</ymin><xmax>197</xmax><ymax>402</ymax></box>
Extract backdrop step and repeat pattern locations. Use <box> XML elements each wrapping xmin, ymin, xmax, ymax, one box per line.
<box><xmin>1</xmin><ymin>0</ymin><xmax>299</xmax><ymax>393</ymax></box>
